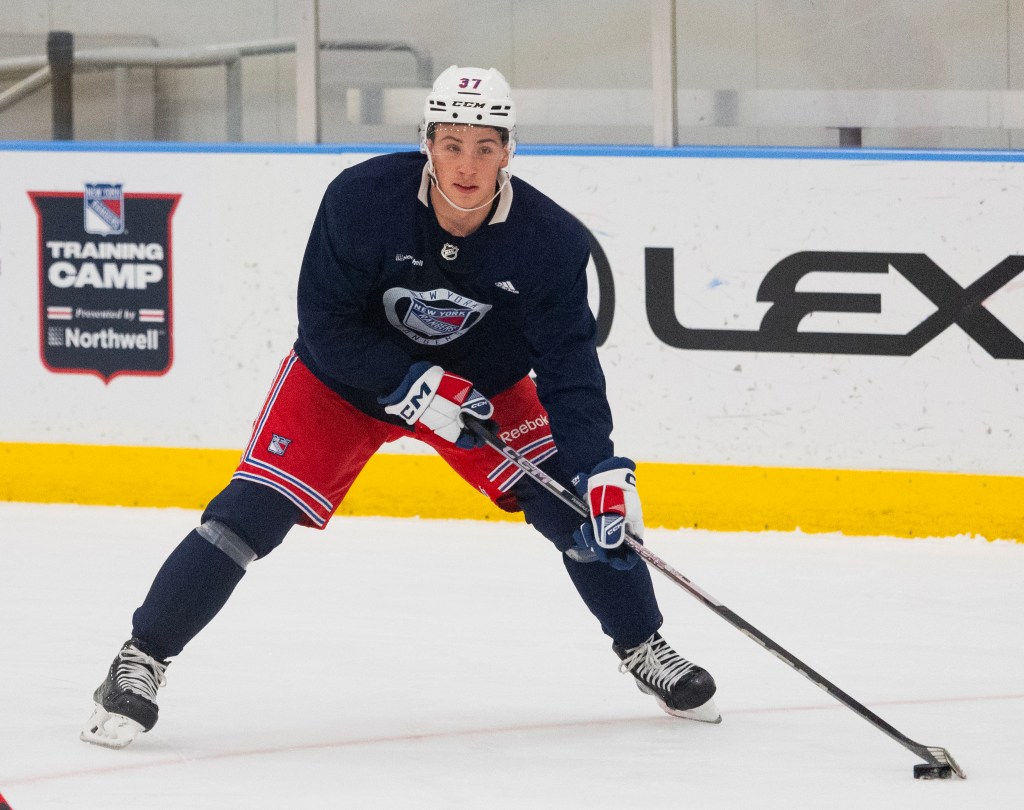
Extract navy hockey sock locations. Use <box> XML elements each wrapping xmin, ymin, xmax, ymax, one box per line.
<box><xmin>131</xmin><ymin>529</ymin><xmax>247</xmax><ymax>661</ymax></box>
<box><xmin>562</xmin><ymin>552</ymin><xmax>663</xmax><ymax>649</ymax></box>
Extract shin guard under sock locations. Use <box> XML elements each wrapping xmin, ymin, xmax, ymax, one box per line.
<box><xmin>131</xmin><ymin>529</ymin><xmax>248</xmax><ymax>660</ymax></box>
<box><xmin>562</xmin><ymin>553</ymin><xmax>663</xmax><ymax>649</ymax></box>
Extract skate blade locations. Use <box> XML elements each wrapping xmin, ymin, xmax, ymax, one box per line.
<box><xmin>658</xmin><ymin>695</ymin><xmax>722</xmax><ymax>724</ymax></box>
<box><xmin>80</xmin><ymin>704</ymin><xmax>145</xmax><ymax>749</ymax></box>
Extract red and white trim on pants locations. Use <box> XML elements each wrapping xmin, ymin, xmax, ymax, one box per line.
<box><xmin>232</xmin><ymin>352</ymin><xmax>559</xmax><ymax>529</ymax></box>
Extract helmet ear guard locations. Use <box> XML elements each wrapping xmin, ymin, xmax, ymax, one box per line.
<box><xmin>419</xmin><ymin>65</ymin><xmax>517</xmax><ymax>159</ymax></box>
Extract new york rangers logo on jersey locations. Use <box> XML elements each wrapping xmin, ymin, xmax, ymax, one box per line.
<box><xmin>383</xmin><ymin>286</ymin><xmax>491</xmax><ymax>345</ymax></box>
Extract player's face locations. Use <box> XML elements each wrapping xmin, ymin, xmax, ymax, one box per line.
<box><xmin>427</xmin><ymin>124</ymin><xmax>509</xmax><ymax>210</ymax></box>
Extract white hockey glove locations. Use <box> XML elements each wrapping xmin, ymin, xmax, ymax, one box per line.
<box><xmin>381</xmin><ymin>361</ymin><xmax>496</xmax><ymax>450</ymax></box>
<box><xmin>570</xmin><ymin>457</ymin><xmax>644</xmax><ymax>570</ymax></box>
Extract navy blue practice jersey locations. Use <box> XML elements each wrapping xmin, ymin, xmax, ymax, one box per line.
<box><xmin>293</xmin><ymin>150</ymin><xmax>613</xmax><ymax>475</ymax></box>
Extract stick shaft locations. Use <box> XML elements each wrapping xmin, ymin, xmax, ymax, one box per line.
<box><xmin>466</xmin><ymin>419</ymin><xmax>948</xmax><ymax>769</ymax></box>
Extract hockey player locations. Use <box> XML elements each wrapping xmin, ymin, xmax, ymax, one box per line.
<box><xmin>81</xmin><ymin>65</ymin><xmax>719</xmax><ymax>749</ymax></box>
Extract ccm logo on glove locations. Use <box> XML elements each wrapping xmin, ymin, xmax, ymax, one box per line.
<box><xmin>398</xmin><ymin>374</ymin><xmax>467</xmax><ymax>422</ymax></box>
<box><xmin>568</xmin><ymin>457</ymin><xmax>645</xmax><ymax>571</ymax></box>
<box><xmin>381</xmin><ymin>361</ymin><xmax>496</xmax><ymax>450</ymax></box>
<box><xmin>585</xmin><ymin>461</ymin><xmax>644</xmax><ymax>549</ymax></box>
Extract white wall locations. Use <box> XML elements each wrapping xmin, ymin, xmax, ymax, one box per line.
<box><xmin>2</xmin><ymin>143</ymin><xmax>1023</xmax><ymax>477</ymax></box>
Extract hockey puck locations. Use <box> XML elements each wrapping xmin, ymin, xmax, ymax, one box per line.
<box><xmin>913</xmin><ymin>763</ymin><xmax>953</xmax><ymax>780</ymax></box>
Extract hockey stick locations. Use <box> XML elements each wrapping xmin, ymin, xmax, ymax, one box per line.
<box><xmin>464</xmin><ymin>418</ymin><xmax>965</xmax><ymax>780</ymax></box>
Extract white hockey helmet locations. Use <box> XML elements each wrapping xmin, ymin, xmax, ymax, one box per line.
<box><xmin>420</xmin><ymin>65</ymin><xmax>517</xmax><ymax>156</ymax></box>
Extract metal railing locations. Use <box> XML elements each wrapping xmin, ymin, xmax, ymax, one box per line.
<box><xmin>4</xmin><ymin>26</ymin><xmax>1024</xmax><ymax>146</ymax></box>
<box><xmin>0</xmin><ymin>32</ymin><xmax>433</xmax><ymax>140</ymax></box>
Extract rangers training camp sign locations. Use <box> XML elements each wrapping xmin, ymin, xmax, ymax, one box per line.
<box><xmin>31</xmin><ymin>184</ymin><xmax>180</xmax><ymax>382</ymax></box>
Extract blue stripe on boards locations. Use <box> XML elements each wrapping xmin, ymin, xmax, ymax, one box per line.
<box><xmin>4</xmin><ymin>139</ymin><xmax>1024</xmax><ymax>163</ymax></box>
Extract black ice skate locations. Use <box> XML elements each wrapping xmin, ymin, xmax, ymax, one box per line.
<box><xmin>80</xmin><ymin>639</ymin><xmax>169</xmax><ymax>749</ymax></box>
<box><xmin>613</xmin><ymin>632</ymin><xmax>721</xmax><ymax>723</ymax></box>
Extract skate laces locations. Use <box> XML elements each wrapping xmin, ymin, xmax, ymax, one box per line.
<box><xmin>619</xmin><ymin>634</ymin><xmax>695</xmax><ymax>691</ymax></box>
<box><xmin>115</xmin><ymin>645</ymin><xmax>168</xmax><ymax>701</ymax></box>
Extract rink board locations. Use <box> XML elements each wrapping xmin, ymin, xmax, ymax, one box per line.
<box><xmin>1</xmin><ymin>141</ymin><xmax>1022</xmax><ymax>539</ymax></box>
<box><xmin>1</xmin><ymin>441</ymin><xmax>1022</xmax><ymax>539</ymax></box>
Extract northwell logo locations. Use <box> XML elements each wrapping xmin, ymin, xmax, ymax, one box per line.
<box><xmin>47</xmin><ymin>327</ymin><xmax>162</xmax><ymax>350</ymax></box>
<box><xmin>31</xmin><ymin>186</ymin><xmax>181</xmax><ymax>382</ymax></box>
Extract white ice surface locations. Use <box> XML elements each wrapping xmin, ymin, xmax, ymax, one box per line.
<box><xmin>1</xmin><ymin>502</ymin><xmax>1022</xmax><ymax>809</ymax></box>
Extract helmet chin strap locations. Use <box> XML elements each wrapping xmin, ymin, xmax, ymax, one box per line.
<box><xmin>426</xmin><ymin>152</ymin><xmax>510</xmax><ymax>213</ymax></box>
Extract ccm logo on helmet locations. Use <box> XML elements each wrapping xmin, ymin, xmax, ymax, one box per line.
<box><xmin>451</xmin><ymin>101</ymin><xmax>486</xmax><ymax>108</ymax></box>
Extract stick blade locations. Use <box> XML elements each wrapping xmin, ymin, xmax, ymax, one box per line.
<box><xmin>914</xmin><ymin>747</ymin><xmax>966</xmax><ymax>780</ymax></box>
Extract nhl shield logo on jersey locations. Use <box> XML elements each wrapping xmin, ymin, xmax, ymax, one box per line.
<box><xmin>30</xmin><ymin>185</ymin><xmax>181</xmax><ymax>383</ymax></box>
<box><xmin>382</xmin><ymin>286</ymin><xmax>492</xmax><ymax>346</ymax></box>
<box><xmin>440</xmin><ymin>242</ymin><xmax>459</xmax><ymax>261</ymax></box>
